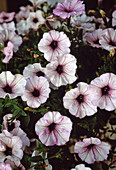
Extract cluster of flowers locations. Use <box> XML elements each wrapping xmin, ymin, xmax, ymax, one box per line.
<box><xmin>0</xmin><ymin>0</ymin><xmax>115</xmax><ymax>169</ymax></box>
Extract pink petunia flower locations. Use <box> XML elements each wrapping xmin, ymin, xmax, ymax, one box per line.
<box><xmin>63</xmin><ymin>82</ymin><xmax>97</xmax><ymax>118</ymax></box>
<box><xmin>23</xmin><ymin>63</ymin><xmax>46</xmax><ymax>79</ymax></box>
<box><xmin>53</xmin><ymin>0</ymin><xmax>85</xmax><ymax>19</ymax></box>
<box><xmin>0</xmin><ymin>71</ymin><xmax>26</xmax><ymax>99</ymax></box>
<box><xmin>74</xmin><ymin>137</ymin><xmax>111</xmax><ymax>164</ymax></box>
<box><xmin>2</xmin><ymin>41</ymin><xmax>14</xmax><ymax>63</ymax></box>
<box><xmin>71</xmin><ymin>164</ymin><xmax>92</xmax><ymax>170</ymax></box>
<box><xmin>0</xmin><ymin>11</ymin><xmax>15</xmax><ymax>23</ymax></box>
<box><xmin>35</xmin><ymin>111</ymin><xmax>72</xmax><ymax>146</ymax></box>
<box><xmin>85</xmin><ymin>29</ymin><xmax>103</xmax><ymax>48</ymax></box>
<box><xmin>0</xmin><ymin>130</ymin><xmax>23</xmax><ymax>166</ymax></box>
<box><xmin>45</xmin><ymin>54</ymin><xmax>77</xmax><ymax>87</ymax></box>
<box><xmin>99</xmin><ymin>28</ymin><xmax>116</xmax><ymax>51</ymax></box>
<box><xmin>27</xmin><ymin>10</ymin><xmax>45</xmax><ymax>30</ymax></box>
<box><xmin>89</xmin><ymin>73</ymin><xmax>116</xmax><ymax>111</ymax></box>
<box><xmin>38</xmin><ymin>30</ymin><xmax>71</xmax><ymax>61</ymax></box>
<box><xmin>0</xmin><ymin>162</ymin><xmax>12</xmax><ymax>170</ymax></box>
<box><xmin>21</xmin><ymin>76</ymin><xmax>51</xmax><ymax>108</ymax></box>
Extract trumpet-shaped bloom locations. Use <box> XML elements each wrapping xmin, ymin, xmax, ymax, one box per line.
<box><xmin>71</xmin><ymin>164</ymin><xmax>91</xmax><ymax>170</ymax></box>
<box><xmin>35</xmin><ymin>111</ymin><xmax>72</xmax><ymax>146</ymax></box>
<box><xmin>21</xmin><ymin>76</ymin><xmax>51</xmax><ymax>108</ymax></box>
<box><xmin>85</xmin><ymin>29</ymin><xmax>103</xmax><ymax>48</ymax></box>
<box><xmin>0</xmin><ymin>12</ymin><xmax>15</xmax><ymax>23</ymax></box>
<box><xmin>74</xmin><ymin>137</ymin><xmax>111</xmax><ymax>164</ymax></box>
<box><xmin>99</xmin><ymin>28</ymin><xmax>116</xmax><ymax>51</ymax></box>
<box><xmin>0</xmin><ymin>71</ymin><xmax>26</xmax><ymax>99</ymax></box>
<box><xmin>63</xmin><ymin>82</ymin><xmax>97</xmax><ymax>118</ymax></box>
<box><xmin>0</xmin><ymin>130</ymin><xmax>23</xmax><ymax>166</ymax></box>
<box><xmin>53</xmin><ymin>0</ymin><xmax>85</xmax><ymax>19</ymax></box>
<box><xmin>15</xmin><ymin>5</ymin><xmax>30</xmax><ymax>22</ymax></box>
<box><xmin>0</xmin><ymin>162</ymin><xmax>12</xmax><ymax>170</ymax></box>
<box><xmin>23</xmin><ymin>63</ymin><xmax>46</xmax><ymax>79</ymax></box>
<box><xmin>89</xmin><ymin>73</ymin><xmax>116</xmax><ymax>111</ymax></box>
<box><xmin>38</xmin><ymin>30</ymin><xmax>71</xmax><ymax>61</ymax></box>
<box><xmin>45</xmin><ymin>54</ymin><xmax>77</xmax><ymax>87</ymax></box>
<box><xmin>2</xmin><ymin>41</ymin><xmax>14</xmax><ymax>63</ymax></box>
<box><xmin>27</xmin><ymin>10</ymin><xmax>45</xmax><ymax>30</ymax></box>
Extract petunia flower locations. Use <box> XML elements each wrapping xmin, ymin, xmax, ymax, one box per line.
<box><xmin>0</xmin><ymin>130</ymin><xmax>23</xmax><ymax>166</ymax></box>
<box><xmin>71</xmin><ymin>164</ymin><xmax>92</xmax><ymax>170</ymax></box>
<box><xmin>85</xmin><ymin>29</ymin><xmax>103</xmax><ymax>48</ymax></box>
<box><xmin>89</xmin><ymin>73</ymin><xmax>116</xmax><ymax>111</ymax></box>
<box><xmin>99</xmin><ymin>28</ymin><xmax>116</xmax><ymax>51</ymax></box>
<box><xmin>16</xmin><ymin>20</ymin><xmax>30</xmax><ymax>36</ymax></box>
<box><xmin>0</xmin><ymin>22</ymin><xmax>22</xmax><ymax>53</ymax></box>
<box><xmin>112</xmin><ymin>10</ymin><xmax>116</xmax><ymax>27</ymax></box>
<box><xmin>35</xmin><ymin>111</ymin><xmax>72</xmax><ymax>146</ymax></box>
<box><xmin>21</xmin><ymin>76</ymin><xmax>51</xmax><ymax>108</ymax></box>
<box><xmin>27</xmin><ymin>10</ymin><xmax>45</xmax><ymax>30</ymax></box>
<box><xmin>63</xmin><ymin>82</ymin><xmax>97</xmax><ymax>118</ymax></box>
<box><xmin>0</xmin><ymin>11</ymin><xmax>15</xmax><ymax>23</ymax></box>
<box><xmin>15</xmin><ymin>5</ymin><xmax>30</xmax><ymax>22</ymax></box>
<box><xmin>0</xmin><ymin>71</ymin><xmax>26</xmax><ymax>99</ymax></box>
<box><xmin>74</xmin><ymin>137</ymin><xmax>111</xmax><ymax>164</ymax></box>
<box><xmin>2</xmin><ymin>41</ymin><xmax>14</xmax><ymax>63</ymax></box>
<box><xmin>0</xmin><ymin>162</ymin><xmax>12</xmax><ymax>170</ymax></box>
<box><xmin>23</xmin><ymin>63</ymin><xmax>46</xmax><ymax>79</ymax></box>
<box><xmin>45</xmin><ymin>54</ymin><xmax>77</xmax><ymax>87</ymax></box>
<box><xmin>53</xmin><ymin>0</ymin><xmax>85</xmax><ymax>19</ymax></box>
<box><xmin>38</xmin><ymin>30</ymin><xmax>71</xmax><ymax>61</ymax></box>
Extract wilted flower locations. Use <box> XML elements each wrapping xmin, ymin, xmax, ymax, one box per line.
<box><xmin>46</xmin><ymin>54</ymin><xmax>77</xmax><ymax>87</ymax></box>
<box><xmin>85</xmin><ymin>29</ymin><xmax>103</xmax><ymax>48</ymax></box>
<box><xmin>99</xmin><ymin>28</ymin><xmax>116</xmax><ymax>51</ymax></box>
<box><xmin>89</xmin><ymin>73</ymin><xmax>116</xmax><ymax>111</ymax></box>
<box><xmin>63</xmin><ymin>82</ymin><xmax>97</xmax><ymax>118</ymax></box>
<box><xmin>35</xmin><ymin>111</ymin><xmax>72</xmax><ymax>146</ymax></box>
<box><xmin>53</xmin><ymin>0</ymin><xmax>85</xmax><ymax>19</ymax></box>
<box><xmin>38</xmin><ymin>30</ymin><xmax>71</xmax><ymax>61</ymax></box>
<box><xmin>0</xmin><ymin>162</ymin><xmax>12</xmax><ymax>170</ymax></box>
<box><xmin>46</xmin><ymin>15</ymin><xmax>61</xmax><ymax>29</ymax></box>
<box><xmin>0</xmin><ymin>130</ymin><xmax>23</xmax><ymax>166</ymax></box>
<box><xmin>23</xmin><ymin>63</ymin><xmax>46</xmax><ymax>79</ymax></box>
<box><xmin>0</xmin><ymin>11</ymin><xmax>15</xmax><ymax>23</ymax></box>
<box><xmin>21</xmin><ymin>76</ymin><xmax>51</xmax><ymax>108</ymax></box>
<box><xmin>74</xmin><ymin>137</ymin><xmax>111</xmax><ymax>164</ymax></box>
<box><xmin>112</xmin><ymin>10</ymin><xmax>116</xmax><ymax>27</ymax></box>
<box><xmin>27</xmin><ymin>10</ymin><xmax>45</xmax><ymax>30</ymax></box>
<box><xmin>0</xmin><ymin>71</ymin><xmax>26</xmax><ymax>99</ymax></box>
<box><xmin>2</xmin><ymin>41</ymin><xmax>14</xmax><ymax>63</ymax></box>
<box><xmin>71</xmin><ymin>164</ymin><xmax>92</xmax><ymax>170</ymax></box>
<box><xmin>3</xmin><ymin>114</ymin><xmax>20</xmax><ymax>132</ymax></box>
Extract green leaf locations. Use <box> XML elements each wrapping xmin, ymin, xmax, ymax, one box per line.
<box><xmin>30</xmin><ymin>156</ymin><xmax>43</xmax><ymax>162</ymax></box>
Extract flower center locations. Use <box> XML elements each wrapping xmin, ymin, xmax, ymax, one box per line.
<box><xmin>4</xmin><ymin>147</ymin><xmax>12</xmax><ymax>156</ymax></box>
<box><xmin>36</xmin><ymin>71</ymin><xmax>45</xmax><ymax>77</ymax></box>
<box><xmin>3</xmin><ymin>84</ymin><xmax>12</xmax><ymax>93</ymax></box>
<box><xmin>48</xmin><ymin>123</ymin><xmax>56</xmax><ymax>132</ymax></box>
<box><xmin>3</xmin><ymin>16</ymin><xmax>8</xmax><ymax>20</ymax></box>
<box><xmin>87</xmin><ymin>144</ymin><xmax>95</xmax><ymax>150</ymax></box>
<box><xmin>102</xmin><ymin>86</ymin><xmax>110</xmax><ymax>95</ymax></box>
<box><xmin>94</xmin><ymin>39</ymin><xmax>99</xmax><ymax>44</ymax></box>
<box><xmin>50</xmin><ymin>41</ymin><xmax>58</xmax><ymax>50</ymax></box>
<box><xmin>8</xmin><ymin>122</ymin><xmax>15</xmax><ymax>131</ymax></box>
<box><xmin>33</xmin><ymin>18</ymin><xmax>38</xmax><ymax>23</ymax></box>
<box><xmin>109</xmin><ymin>40</ymin><xmax>116</xmax><ymax>46</ymax></box>
<box><xmin>4</xmin><ymin>40</ymin><xmax>9</xmax><ymax>47</ymax></box>
<box><xmin>64</xmin><ymin>9</ymin><xmax>72</xmax><ymax>13</ymax></box>
<box><xmin>32</xmin><ymin>89</ymin><xmax>40</xmax><ymax>97</ymax></box>
<box><xmin>76</xmin><ymin>94</ymin><xmax>84</xmax><ymax>104</ymax></box>
<box><xmin>56</xmin><ymin>65</ymin><xmax>63</xmax><ymax>74</ymax></box>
